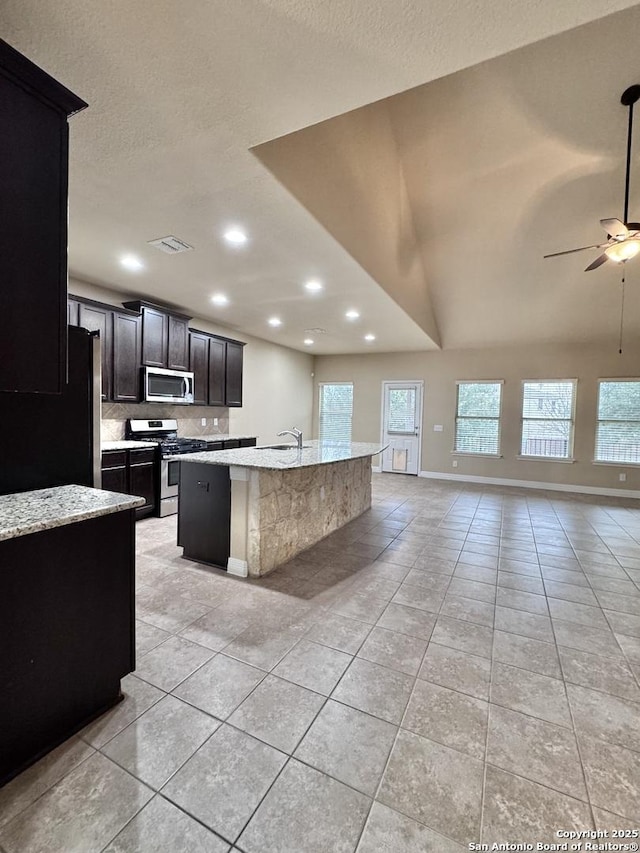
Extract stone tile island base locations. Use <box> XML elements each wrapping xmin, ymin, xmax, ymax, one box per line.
<box><xmin>230</xmin><ymin>456</ymin><xmax>372</xmax><ymax>577</ymax></box>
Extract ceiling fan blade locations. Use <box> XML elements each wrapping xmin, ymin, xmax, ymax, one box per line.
<box><xmin>544</xmin><ymin>243</ymin><xmax>605</xmax><ymax>259</ymax></box>
<box><xmin>584</xmin><ymin>252</ymin><xmax>610</xmax><ymax>271</ymax></box>
<box><xmin>600</xmin><ymin>218</ymin><xmax>628</xmax><ymax>239</ymax></box>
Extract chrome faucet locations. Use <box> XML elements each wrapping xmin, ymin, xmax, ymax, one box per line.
<box><xmin>277</xmin><ymin>427</ymin><xmax>303</xmax><ymax>449</ymax></box>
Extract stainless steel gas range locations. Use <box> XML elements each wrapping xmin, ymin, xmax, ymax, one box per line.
<box><xmin>126</xmin><ymin>419</ymin><xmax>207</xmax><ymax>517</ymax></box>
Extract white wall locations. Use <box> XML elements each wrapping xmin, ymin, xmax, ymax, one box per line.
<box><xmin>69</xmin><ymin>278</ymin><xmax>314</xmax><ymax>444</ymax></box>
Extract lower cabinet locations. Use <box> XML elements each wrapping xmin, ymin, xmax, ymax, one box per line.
<box><xmin>101</xmin><ymin>448</ymin><xmax>157</xmax><ymax>519</ymax></box>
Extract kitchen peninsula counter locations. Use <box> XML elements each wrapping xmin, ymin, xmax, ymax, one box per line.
<box><xmin>176</xmin><ymin>441</ymin><xmax>384</xmax><ymax>577</ymax></box>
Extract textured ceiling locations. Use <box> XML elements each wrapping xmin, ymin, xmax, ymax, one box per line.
<box><xmin>1</xmin><ymin>0</ymin><xmax>639</xmax><ymax>352</ymax></box>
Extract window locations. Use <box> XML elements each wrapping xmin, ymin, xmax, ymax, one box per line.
<box><xmin>319</xmin><ymin>382</ymin><xmax>353</xmax><ymax>442</ymax></box>
<box><xmin>454</xmin><ymin>381</ymin><xmax>502</xmax><ymax>455</ymax></box>
<box><xmin>520</xmin><ymin>381</ymin><xmax>576</xmax><ymax>460</ymax></box>
<box><xmin>595</xmin><ymin>380</ymin><xmax>640</xmax><ymax>463</ymax></box>
<box><xmin>387</xmin><ymin>387</ymin><xmax>417</xmax><ymax>434</ymax></box>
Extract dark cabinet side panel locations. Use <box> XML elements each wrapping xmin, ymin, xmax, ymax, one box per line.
<box><xmin>189</xmin><ymin>332</ymin><xmax>209</xmax><ymax>405</ymax></box>
<box><xmin>141</xmin><ymin>307</ymin><xmax>168</xmax><ymax>368</ymax></box>
<box><xmin>112</xmin><ymin>312</ymin><xmax>141</xmax><ymax>402</ymax></box>
<box><xmin>225</xmin><ymin>341</ymin><xmax>244</xmax><ymax>407</ymax></box>
<box><xmin>78</xmin><ymin>303</ymin><xmax>112</xmax><ymax>401</ymax></box>
<box><xmin>129</xmin><ymin>462</ymin><xmax>156</xmax><ymax>518</ymax></box>
<box><xmin>208</xmin><ymin>338</ymin><xmax>227</xmax><ymax>407</ymax></box>
<box><xmin>168</xmin><ymin>315</ymin><xmax>189</xmax><ymax>371</ymax></box>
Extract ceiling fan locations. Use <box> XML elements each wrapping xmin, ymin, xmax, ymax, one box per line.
<box><xmin>544</xmin><ymin>84</ymin><xmax>640</xmax><ymax>271</ymax></box>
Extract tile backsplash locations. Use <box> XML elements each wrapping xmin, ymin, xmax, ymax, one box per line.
<box><xmin>101</xmin><ymin>402</ymin><xmax>229</xmax><ymax>441</ymax></box>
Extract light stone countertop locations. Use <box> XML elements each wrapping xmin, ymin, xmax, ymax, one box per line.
<box><xmin>0</xmin><ymin>485</ymin><xmax>145</xmax><ymax>542</ymax></box>
<box><xmin>181</xmin><ymin>434</ymin><xmax>257</xmax><ymax>442</ymax></box>
<box><xmin>175</xmin><ymin>440</ymin><xmax>385</xmax><ymax>471</ymax></box>
<box><xmin>101</xmin><ymin>440</ymin><xmax>158</xmax><ymax>451</ymax></box>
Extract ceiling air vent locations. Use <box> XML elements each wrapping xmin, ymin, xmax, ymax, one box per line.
<box><xmin>304</xmin><ymin>327</ymin><xmax>326</xmax><ymax>335</ymax></box>
<box><xmin>147</xmin><ymin>236</ymin><xmax>194</xmax><ymax>254</ymax></box>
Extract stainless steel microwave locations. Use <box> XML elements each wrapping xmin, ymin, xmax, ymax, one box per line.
<box><xmin>144</xmin><ymin>366</ymin><xmax>194</xmax><ymax>404</ymax></box>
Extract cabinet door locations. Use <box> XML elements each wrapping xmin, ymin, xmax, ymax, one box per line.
<box><xmin>168</xmin><ymin>315</ymin><xmax>189</xmax><ymax>371</ymax></box>
<box><xmin>112</xmin><ymin>312</ymin><xmax>141</xmax><ymax>402</ymax></box>
<box><xmin>141</xmin><ymin>307</ymin><xmax>168</xmax><ymax>367</ymax></box>
<box><xmin>225</xmin><ymin>341</ymin><xmax>244</xmax><ymax>407</ymax></box>
<box><xmin>79</xmin><ymin>303</ymin><xmax>112</xmax><ymax>400</ymax></box>
<box><xmin>189</xmin><ymin>332</ymin><xmax>209</xmax><ymax>405</ymax></box>
<box><xmin>101</xmin><ymin>465</ymin><xmax>127</xmax><ymax>494</ymax></box>
<box><xmin>67</xmin><ymin>299</ymin><xmax>80</xmax><ymax>326</ymax></box>
<box><xmin>129</xmin><ymin>462</ymin><xmax>156</xmax><ymax>515</ymax></box>
<box><xmin>208</xmin><ymin>338</ymin><xmax>226</xmax><ymax>407</ymax></box>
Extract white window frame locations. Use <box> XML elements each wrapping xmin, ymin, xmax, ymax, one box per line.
<box><xmin>517</xmin><ymin>379</ymin><xmax>577</xmax><ymax>463</ymax></box>
<box><xmin>452</xmin><ymin>380</ymin><xmax>504</xmax><ymax>458</ymax></box>
<box><xmin>594</xmin><ymin>377</ymin><xmax>640</xmax><ymax>466</ymax></box>
<box><xmin>318</xmin><ymin>381</ymin><xmax>354</xmax><ymax>443</ymax></box>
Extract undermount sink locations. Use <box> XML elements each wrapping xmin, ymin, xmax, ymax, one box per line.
<box><xmin>255</xmin><ymin>444</ymin><xmax>312</xmax><ymax>450</ymax></box>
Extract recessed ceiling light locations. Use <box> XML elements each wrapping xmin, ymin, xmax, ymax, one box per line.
<box><xmin>304</xmin><ymin>338</ymin><xmax>314</xmax><ymax>345</ymax></box>
<box><xmin>268</xmin><ymin>316</ymin><xmax>282</xmax><ymax>327</ymax></box>
<box><xmin>305</xmin><ymin>279</ymin><xmax>323</xmax><ymax>292</ymax></box>
<box><xmin>345</xmin><ymin>309</ymin><xmax>360</xmax><ymax>320</ymax></box>
<box><xmin>120</xmin><ymin>254</ymin><xmax>144</xmax><ymax>272</ymax></box>
<box><xmin>211</xmin><ymin>293</ymin><xmax>229</xmax><ymax>306</ymax></box>
<box><xmin>223</xmin><ymin>227</ymin><xmax>248</xmax><ymax>245</ymax></box>
<box><xmin>364</xmin><ymin>333</ymin><xmax>376</xmax><ymax>342</ymax></box>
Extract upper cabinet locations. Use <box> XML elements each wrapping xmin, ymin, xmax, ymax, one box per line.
<box><xmin>123</xmin><ymin>301</ymin><xmax>190</xmax><ymax>371</ymax></box>
<box><xmin>190</xmin><ymin>329</ymin><xmax>245</xmax><ymax>408</ymax></box>
<box><xmin>0</xmin><ymin>39</ymin><xmax>87</xmax><ymax>394</ymax></box>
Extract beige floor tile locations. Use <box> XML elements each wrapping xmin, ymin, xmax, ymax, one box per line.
<box><xmin>481</xmin><ymin>766</ymin><xmax>592</xmax><ymax>845</ymax></box>
<box><xmin>554</xmin><ymin>619</ymin><xmax>624</xmax><ymax>658</ymax></box>
<box><xmin>172</xmin><ymin>653</ymin><xmax>265</xmax><ymax>719</ymax></box>
<box><xmin>162</xmin><ymin>725</ymin><xmax>287</xmax><ymax>843</ymax></box>
<box><xmin>419</xmin><ymin>642</ymin><xmax>491</xmax><ymax>700</ymax></box>
<box><xmin>238</xmin><ymin>759</ymin><xmax>370</xmax><ymax>853</ymax></box>
<box><xmin>579</xmin><ymin>733</ymin><xmax>640</xmax><ymax>820</ymax></box>
<box><xmin>496</xmin><ymin>587</ymin><xmax>549</xmax><ymax>616</ymax></box>
<box><xmin>331</xmin><ymin>591</ymin><xmax>389</xmax><ymax>624</ymax></box>
<box><xmin>486</xmin><ymin>705</ymin><xmax>587</xmax><ymax>800</ymax></box>
<box><xmin>0</xmin><ymin>753</ymin><xmax>153</xmax><ymax>853</ymax></box>
<box><xmin>80</xmin><ymin>675</ymin><xmax>164</xmax><ymax>749</ymax></box>
<box><xmin>135</xmin><ymin>636</ymin><xmax>214</xmax><ymax>692</ymax></box>
<box><xmin>357</xmin><ymin>626</ymin><xmax>427</xmax><ymax>676</ymax></box>
<box><xmin>378</xmin><ymin>730</ymin><xmax>483</xmax><ymax>846</ymax></box>
<box><xmin>391</xmin><ymin>583</ymin><xmax>446</xmax><ymax>614</ymax></box>
<box><xmin>136</xmin><ymin>587</ymin><xmax>211</xmax><ymax>633</ymax></box>
<box><xmin>104</xmin><ymin>795</ymin><xmax>230</xmax><ymax>853</ymax></box>
<box><xmin>357</xmin><ymin>802</ymin><xmax>463</xmax><ymax>852</ymax></box>
<box><xmin>567</xmin><ymin>683</ymin><xmax>640</xmax><ymax>752</ymax></box>
<box><xmin>228</xmin><ymin>675</ymin><xmax>324</xmax><ymax>753</ymax></box>
<box><xmin>490</xmin><ymin>661</ymin><xmax>571</xmax><ymax>727</ymax></box>
<box><xmin>440</xmin><ymin>594</ymin><xmax>495</xmax><ymax>627</ymax></box>
<box><xmin>493</xmin><ymin>630</ymin><xmax>560</xmax><ymax>678</ymax></box>
<box><xmin>559</xmin><ymin>647</ymin><xmax>640</xmax><ymax>701</ymax></box>
<box><xmin>543</xmin><ymin>579</ymin><xmax>598</xmax><ymax>606</ymax></box>
<box><xmin>403</xmin><ymin>569</ymin><xmax>451</xmax><ymax>592</ymax></box>
<box><xmin>294</xmin><ymin>699</ymin><xmax>396</xmax><ymax>795</ymax></box>
<box><xmin>605</xmin><ymin>610</ymin><xmax>640</xmax><ymax>639</ymax></box>
<box><xmin>376</xmin><ymin>602</ymin><xmax>436</xmax><ymax>640</ymax></box>
<box><xmin>616</xmin><ymin>632</ymin><xmax>640</xmax><ymax>663</ymax></box>
<box><xmin>332</xmin><ymin>657</ymin><xmax>414</xmax><ymax>724</ymax></box>
<box><xmin>497</xmin><ymin>571</ymin><xmax>544</xmax><ymax>594</ymax></box>
<box><xmin>494</xmin><ymin>605</ymin><xmax>554</xmax><ymax>641</ymax></box>
<box><xmin>453</xmin><ymin>563</ymin><xmax>497</xmax><ymax>584</ymax></box>
<box><xmin>221</xmin><ymin>623</ymin><xmax>304</xmax><ymax>670</ymax></box>
<box><xmin>402</xmin><ymin>679</ymin><xmax>488</xmax><ymax>759</ymax></box>
<box><xmin>135</xmin><ymin>620</ymin><xmax>172</xmax><ymax>656</ymax></box>
<box><xmin>272</xmin><ymin>639</ymin><xmax>351</xmax><ymax>695</ymax></box>
<box><xmin>177</xmin><ymin>607</ymin><xmax>252</xmax><ymax>651</ymax></box>
<box><xmin>304</xmin><ymin>612</ymin><xmax>372</xmax><ymax>654</ymax></box>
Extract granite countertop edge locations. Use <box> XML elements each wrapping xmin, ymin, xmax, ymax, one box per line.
<box><xmin>0</xmin><ymin>485</ymin><xmax>145</xmax><ymax>543</ymax></box>
<box><xmin>174</xmin><ymin>441</ymin><xmax>385</xmax><ymax>471</ymax></box>
<box><xmin>101</xmin><ymin>440</ymin><xmax>159</xmax><ymax>451</ymax></box>
<box><xmin>181</xmin><ymin>434</ymin><xmax>258</xmax><ymax>442</ymax></box>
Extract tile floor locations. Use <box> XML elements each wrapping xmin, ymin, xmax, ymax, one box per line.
<box><xmin>2</xmin><ymin>474</ymin><xmax>640</xmax><ymax>851</ymax></box>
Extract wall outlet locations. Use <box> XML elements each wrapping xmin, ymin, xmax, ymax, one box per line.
<box><xmin>433</xmin><ymin>424</ymin><xmax>443</xmax><ymax>432</ymax></box>
<box><xmin>452</xmin><ymin>459</ymin><xmax>458</xmax><ymax>468</ymax></box>
<box><xmin>201</xmin><ymin>417</ymin><xmax>207</xmax><ymax>427</ymax></box>
<box><xmin>213</xmin><ymin>418</ymin><xmax>218</xmax><ymax>426</ymax></box>
<box><xmin>619</xmin><ymin>472</ymin><xmax>627</xmax><ymax>482</ymax></box>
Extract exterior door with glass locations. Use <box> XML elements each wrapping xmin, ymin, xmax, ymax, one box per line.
<box><xmin>381</xmin><ymin>382</ymin><xmax>423</xmax><ymax>475</ymax></box>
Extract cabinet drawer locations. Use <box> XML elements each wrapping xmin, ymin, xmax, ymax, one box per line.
<box><xmin>129</xmin><ymin>449</ymin><xmax>156</xmax><ymax>465</ymax></box>
<box><xmin>206</xmin><ymin>441</ymin><xmax>224</xmax><ymax>451</ymax></box>
<box><xmin>101</xmin><ymin>451</ymin><xmax>127</xmax><ymax>469</ymax></box>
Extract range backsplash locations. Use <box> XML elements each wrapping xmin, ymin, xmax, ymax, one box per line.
<box><xmin>101</xmin><ymin>402</ymin><xmax>230</xmax><ymax>441</ymax></box>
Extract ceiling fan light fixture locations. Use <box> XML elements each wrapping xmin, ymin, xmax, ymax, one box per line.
<box><xmin>604</xmin><ymin>240</ymin><xmax>640</xmax><ymax>263</ymax></box>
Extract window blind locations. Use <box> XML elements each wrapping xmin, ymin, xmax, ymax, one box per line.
<box><xmin>595</xmin><ymin>380</ymin><xmax>640</xmax><ymax>463</ymax></box>
<box><xmin>319</xmin><ymin>383</ymin><xmax>353</xmax><ymax>443</ymax></box>
<box><xmin>454</xmin><ymin>382</ymin><xmax>502</xmax><ymax>455</ymax></box>
<box><xmin>521</xmin><ymin>381</ymin><xmax>575</xmax><ymax>459</ymax></box>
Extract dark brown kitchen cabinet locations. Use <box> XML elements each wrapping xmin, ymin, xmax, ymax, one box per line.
<box><xmin>124</xmin><ymin>301</ymin><xmax>191</xmax><ymax>371</ymax></box>
<box><xmin>0</xmin><ymin>40</ymin><xmax>87</xmax><ymax>394</ymax></box>
<box><xmin>225</xmin><ymin>341</ymin><xmax>244</xmax><ymax>407</ymax></box>
<box><xmin>79</xmin><ymin>302</ymin><xmax>112</xmax><ymax>401</ymax></box>
<box><xmin>101</xmin><ymin>463</ymin><xmax>128</xmax><ymax>494</ymax></box>
<box><xmin>112</xmin><ymin>311</ymin><xmax>141</xmax><ymax>402</ymax></box>
<box><xmin>189</xmin><ymin>331</ymin><xmax>210</xmax><ymax>405</ymax></box>
<box><xmin>101</xmin><ymin>448</ymin><xmax>157</xmax><ymax>519</ymax></box>
<box><xmin>208</xmin><ymin>337</ymin><xmax>227</xmax><ymax>407</ymax></box>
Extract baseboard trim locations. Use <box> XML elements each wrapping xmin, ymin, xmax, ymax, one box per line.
<box><xmin>417</xmin><ymin>470</ymin><xmax>640</xmax><ymax>499</ymax></box>
<box><xmin>227</xmin><ymin>557</ymin><xmax>249</xmax><ymax>577</ymax></box>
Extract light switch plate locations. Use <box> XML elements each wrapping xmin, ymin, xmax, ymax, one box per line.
<box><xmin>433</xmin><ymin>424</ymin><xmax>443</xmax><ymax>432</ymax></box>
<box><xmin>619</xmin><ymin>472</ymin><xmax>627</xmax><ymax>482</ymax></box>
<box><xmin>213</xmin><ymin>418</ymin><xmax>218</xmax><ymax>426</ymax></box>
<box><xmin>201</xmin><ymin>417</ymin><xmax>207</xmax><ymax>426</ymax></box>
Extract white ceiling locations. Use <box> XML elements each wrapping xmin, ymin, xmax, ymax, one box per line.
<box><xmin>2</xmin><ymin>0</ymin><xmax>639</xmax><ymax>353</ymax></box>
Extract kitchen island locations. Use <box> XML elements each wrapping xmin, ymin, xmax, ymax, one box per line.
<box><xmin>177</xmin><ymin>441</ymin><xmax>384</xmax><ymax>577</ymax></box>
